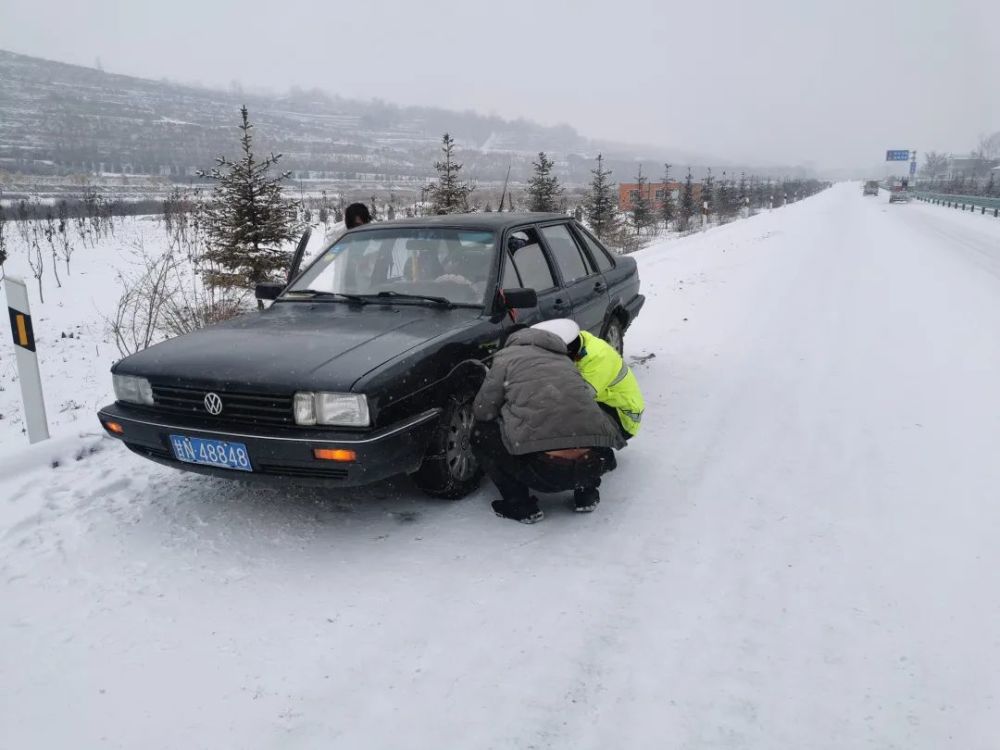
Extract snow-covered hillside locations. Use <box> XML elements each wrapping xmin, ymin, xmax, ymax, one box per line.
<box><xmin>3</xmin><ymin>186</ymin><xmax>1000</xmax><ymax>748</ymax></box>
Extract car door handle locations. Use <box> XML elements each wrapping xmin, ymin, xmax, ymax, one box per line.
<box><xmin>593</xmin><ymin>281</ymin><xmax>606</xmax><ymax>293</ymax></box>
<box><xmin>553</xmin><ymin>298</ymin><xmax>569</xmax><ymax>311</ymax></box>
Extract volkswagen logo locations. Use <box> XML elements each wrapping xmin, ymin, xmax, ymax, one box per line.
<box><xmin>204</xmin><ymin>392</ymin><xmax>223</xmax><ymax>415</ymax></box>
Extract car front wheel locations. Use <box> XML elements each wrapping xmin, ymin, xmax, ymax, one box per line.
<box><xmin>412</xmin><ymin>390</ymin><xmax>483</xmax><ymax>499</ymax></box>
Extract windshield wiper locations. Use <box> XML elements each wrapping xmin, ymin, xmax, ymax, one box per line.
<box><xmin>364</xmin><ymin>291</ymin><xmax>456</xmax><ymax>309</ymax></box>
<box><xmin>283</xmin><ymin>289</ymin><xmax>369</xmax><ymax>305</ymax></box>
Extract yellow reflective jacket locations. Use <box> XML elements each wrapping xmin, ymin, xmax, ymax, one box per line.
<box><xmin>575</xmin><ymin>330</ymin><xmax>644</xmax><ymax>436</ymax></box>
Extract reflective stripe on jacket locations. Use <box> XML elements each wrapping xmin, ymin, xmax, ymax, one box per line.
<box><xmin>576</xmin><ymin>330</ymin><xmax>645</xmax><ymax>435</ymax></box>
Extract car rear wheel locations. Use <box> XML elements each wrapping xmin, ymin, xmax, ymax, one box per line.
<box><xmin>602</xmin><ymin>316</ymin><xmax>625</xmax><ymax>356</ymax></box>
<box><xmin>412</xmin><ymin>390</ymin><xmax>483</xmax><ymax>499</ymax></box>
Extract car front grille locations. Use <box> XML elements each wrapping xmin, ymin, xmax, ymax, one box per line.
<box><xmin>150</xmin><ymin>384</ymin><xmax>294</xmax><ymax>426</ymax></box>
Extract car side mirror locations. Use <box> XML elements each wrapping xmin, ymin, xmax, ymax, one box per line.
<box><xmin>255</xmin><ymin>282</ymin><xmax>284</xmax><ymax>301</ymax></box>
<box><xmin>501</xmin><ymin>287</ymin><xmax>537</xmax><ymax>309</ymax></box>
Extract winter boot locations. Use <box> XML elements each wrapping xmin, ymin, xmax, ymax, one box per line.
<box><xmin>574</xmin><ymin>486</ymin><xmax>600</xmax><ymax>513</ymax></box>
<box><xmin>492</xmin><ymin>497</ymin><xmax>544</xmax><ymax>524</ymax></box>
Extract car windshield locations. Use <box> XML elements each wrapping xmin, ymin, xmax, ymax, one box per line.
<box><xmin>286</xmin><ymin>227</ymin><xmax>496</xmax><ymax>306</ymax></box>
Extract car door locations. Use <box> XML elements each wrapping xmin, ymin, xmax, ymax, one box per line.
<box><xmin>571</xmin><ymin>221</ymin><xmax>625</xmax><ymax>298</ymax></box>
<box><xmin>502</xmin><ymin>226</ymin><xmax>570</xmax><ymax>324</ymax></box>
<box><xmin>538</xmin><ymin>222</ymin><xmax>610</xmax><ymax>334</ymax></box>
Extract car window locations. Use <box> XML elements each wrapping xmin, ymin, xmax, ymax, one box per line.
<box><xmin>576</xmin><ymin>228</ymin><xmax>615</xmax><ymax>272</ymax></box>
<box><xmin>508</xmin><ymin>229</ymin><xmax>555</xmax><ymax>291</ymax></box>
<box><xmin>501</xmin><ymin>251</ymin><xmax>522</xmax><ymax>288</ymax></box>
<box><xmin>541</xmin><ymin>224</ymin><xmax>591</xmax><ymax>284</ymax></box>
<box><xmin>288</xmin><ymin>228</ymin><xmax>496</xmax><ymax>305</ymax></box>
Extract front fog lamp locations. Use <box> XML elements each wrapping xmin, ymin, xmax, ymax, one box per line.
<box><xmin>113</xmin><ymin>374</ymin><xmax>154</xmax><ymax>405</ymax></box>
<box><xmin>294</xmin><ymin>392</ymin><xmax>370</xmax><ymax>427</ymax></box>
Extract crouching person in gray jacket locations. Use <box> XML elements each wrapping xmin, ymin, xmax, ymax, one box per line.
<box><xmin>471</xmin><ymin>327</ymin><xmax>626</xmax><ymax>523</ymax></box>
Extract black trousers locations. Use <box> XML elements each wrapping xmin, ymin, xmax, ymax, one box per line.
<box><xmin>471</xmin><ymin>421</ymin><xmax>609</xmax><ymax>505</ymax></box>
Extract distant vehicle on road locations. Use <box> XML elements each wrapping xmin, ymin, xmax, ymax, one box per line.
<box><xmin>97</xmin><ymin>214</ymin><xmax>645</xmax><ymax>498</ymax></box>
<box><xmin>888</xmin><ymin>181</ymin><xmax>909</xmax><ymax>204</ymax></box>
<box><xmin>863</xmin><ymin>180</ymin><xmax>880</xmax><ymax>196</ymax></box>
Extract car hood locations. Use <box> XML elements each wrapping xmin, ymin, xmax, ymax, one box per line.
<box><xmin>114</xmin><ymin>302</ymin><xmax>481</xmax><ymax>392</ymax></box>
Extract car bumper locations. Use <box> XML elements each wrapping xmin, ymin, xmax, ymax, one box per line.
<box><xmin>96</xmin><ymin>403</ymin><xmax>441</xmax><ymax>487</ymax></box>
<box><xmin>624</xmin><ymin>294</ymin><xmax>645</xmax><ymax>325</ymax></box>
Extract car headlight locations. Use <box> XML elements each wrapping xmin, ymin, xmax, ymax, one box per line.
<box><xmin>293</xmin><ymin>392</ymin><xmax>370</xmax><ymax>427</ymax></box>
<box><xmin>113</xmin><ymin>374</ymin><xmax>154</xmax><ymax>405</ymax></box>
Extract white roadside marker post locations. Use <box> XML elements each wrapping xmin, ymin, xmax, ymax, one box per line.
<box><xmin>4</xmin><ymin>276</ymin><xmax>50</xmax><ymax>443</ymax></box>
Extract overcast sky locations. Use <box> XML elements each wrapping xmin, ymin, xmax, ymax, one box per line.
<box><xmin>2</xmin><ymin>0</ymin><xmax>998</xmax><ymax>170</ymax></box>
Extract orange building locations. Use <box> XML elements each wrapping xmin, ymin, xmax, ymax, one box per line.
<box><xmin>618</xmin><ymin>181</ymin><xmax>702</xmax><ymax>212</ymax></box>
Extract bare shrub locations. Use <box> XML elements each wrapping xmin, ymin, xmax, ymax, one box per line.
<box><xmin>43</xmin><ymin>211</ymin><xmax>62</xmax><ymax>288</ymax></box>
<box><xmin>159</xmin><ymin>277</ymin><xmax>248</xmax><ymax>338</ymax></box>
<box><xmin>0</xmin><ymin>204</ymin><xmax>7</xmax><ymax>277</ymax></box>
<box><xmin>106</xmin><ymin>241</ymin><xmax>248</xmax><ymax>357</ymax></box>
<box><xmin>26</xmin><ymin>223</ymin><xmax>45</xmax><ymax>302</ymax></box>
<box><xmin>56</xmin><ymin>200</ymin><xmax>75</xmax><ymax>275</ymax></box>
<box><xmin>107</xmin><ymin>247</ymin><xmax>176</xmax><ymax>357</ymax></box>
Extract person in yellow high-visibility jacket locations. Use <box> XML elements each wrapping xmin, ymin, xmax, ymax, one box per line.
<box><xmin>532</xmin><ymin>319</ymin><xmax>644</xmax><ymax>439</ymax></box>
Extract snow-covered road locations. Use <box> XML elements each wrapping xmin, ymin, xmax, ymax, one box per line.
<box><xmin>3</xmin><ymin>184</ymin><xmax>999</xmax><ymax>749</ymax></box>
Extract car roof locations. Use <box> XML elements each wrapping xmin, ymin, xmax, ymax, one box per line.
<box><xmin>347</xmin><ymin>212</ymin><xmax>571</xmax><ymax>234</ymax></box>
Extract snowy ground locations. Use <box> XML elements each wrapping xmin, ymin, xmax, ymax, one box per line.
<box><xmin>3</xmin><ymin>186</ymin><xmax>1000</xmax><ymax>748</ymax></box>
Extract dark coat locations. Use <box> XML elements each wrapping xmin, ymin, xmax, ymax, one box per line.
<box><xmin>472</xmin><ymin>328</ymin><xmax>626</xmax><ymax>455</ymax></box>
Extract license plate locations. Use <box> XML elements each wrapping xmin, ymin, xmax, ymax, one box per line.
<box><xmin>169</xmin><ymin>435</ymin><xmax>252</xmax><ymax>472</ymax></box>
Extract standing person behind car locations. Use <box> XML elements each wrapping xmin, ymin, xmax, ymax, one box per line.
<box><xmin>344</xmin><ymin>202</ymin><xmax>372</xmax><ymax>229</ymax></box>
<box><xmin>532</xmin><ymin>319</ymin><xmax>644</xmax><ymax>439</ymax></box>
<box><xmin>471</xmin><ymin>327</ymin><xmax>626</xmax><ymax>523</ymax></box>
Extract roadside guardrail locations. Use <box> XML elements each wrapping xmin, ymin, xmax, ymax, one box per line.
<box><xmin>912</xmin><ymin>192</ymin><xmax>1000</xmax><ymax>218</ymax></box>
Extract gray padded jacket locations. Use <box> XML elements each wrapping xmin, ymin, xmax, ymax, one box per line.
<box><xmin>472</xmin><ymin>328</ymin><xmax>627</xmax><ymax>455</ymax></box>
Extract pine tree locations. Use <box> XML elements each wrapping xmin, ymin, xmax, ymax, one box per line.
<box><xmin>527</xmin><ymin>151</ymin><xmax>562</xmax><ymax>212</ymax></box>
<box><xmin>679</xmin><ymin>168</ymin><xmax>695</xmax><ymax>231</ymax></box>
<box><xmin>584</xmin><ymin>153</ymin><xmax>617</xmax><ymax>241</ymax></box>
<box><xmin>428</xmin><ymin>133</ymin><xmax>473</xmax><ymax>214</ymax></box>
<box><xmin>701</xmin><ymin>168</ymin><xmax>714</xmax><ymax>223</ymax></box>
<box><xmin>749</xmin><ymin>176</ymin><xmax>762</xmax><ymax>212</ymax></box>
<box><xmin>659</xmin><ymin>163</ymin><xmax>675</xmax><ymax>229</ymax></box>
<box><xmin>199</xmin><ymin>106</ymin><xmax>299</xmax><ymax>291</ymax></box>
<box><xmin>630</xmin><ymin>164</ymin><xmax>653</xmax><ymax>235</ymax></box>
<box><xmin>715</xmin><ymin>172</ymin><xmax>731</xmax><ymax>222</ymax></box>
<box><xmin>737</xmin><ymin>172</ymin><xmax>748</xmax><ymax>216</ymax></box>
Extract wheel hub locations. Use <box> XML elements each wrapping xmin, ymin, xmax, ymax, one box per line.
<box><xmin>445</xmin><ymin>403</ymin><xmax>478</xmax><ymax>481</ymax></box>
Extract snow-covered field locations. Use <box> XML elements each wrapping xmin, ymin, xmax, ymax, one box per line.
<box><xmin>3</xmin><ymin>186</ymin><xmax>1000</xmax><ymax>748</ymax></box>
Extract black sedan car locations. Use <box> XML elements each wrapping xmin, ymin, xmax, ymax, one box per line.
<box><xmin>97</xmin><ymin>213</ymin><xmax>644</xmax><ymax>497</ymax></box>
